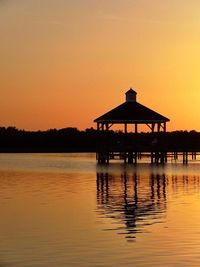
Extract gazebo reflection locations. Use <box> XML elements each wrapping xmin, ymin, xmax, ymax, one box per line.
<box><xmin>96</xmin><ymin>172</ymin><xmax>167</xmax><ymax>241</ymax></box>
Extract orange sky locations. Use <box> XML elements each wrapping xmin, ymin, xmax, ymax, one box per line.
<box><xmin>1</xmin><ymin>0</ymin><xmax>200</xmax><ymax>131</ymax></box>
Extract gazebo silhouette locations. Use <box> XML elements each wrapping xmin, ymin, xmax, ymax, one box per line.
<box><xmin>94</xmin><ymin>88</ymin><xmax>169</xmax><ymax>133</ymax></box>
<box><xmin>94</xmin><ymin>88</ymin><xmax>170</xmax><ymax>164</ymax></box>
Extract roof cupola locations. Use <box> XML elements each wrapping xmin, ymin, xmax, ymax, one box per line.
<box><xmin>126</xmin><ymin>88</ymin><xmax>137</xmax><ymax>102</ymax></box>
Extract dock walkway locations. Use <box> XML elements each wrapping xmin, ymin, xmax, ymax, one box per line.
<box><xmin>97</xmin><ymin>149</ymin><xmax>198</xmax><ymax>164</ymax></box>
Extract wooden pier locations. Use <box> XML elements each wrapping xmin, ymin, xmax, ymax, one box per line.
<box><xmin>96</xmin><ymin>150</ymin><xmax>198</xmax><ymax>164</ymax></box>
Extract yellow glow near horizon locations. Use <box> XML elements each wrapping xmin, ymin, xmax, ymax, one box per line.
<box><xmin>0</xmin><ymin>1</ymin><xmax>200</xmax><ymax>131</ymax></box>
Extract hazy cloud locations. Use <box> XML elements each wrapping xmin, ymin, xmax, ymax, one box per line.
<box><xmin>97</xmin><ymin>10</ymin><xmax>178</xmax><ymax>26</ymax></box>
<box><xmin>0</xmin><ymin>0</ymin><xmax>9</xmax><ymax>7</ymax></box>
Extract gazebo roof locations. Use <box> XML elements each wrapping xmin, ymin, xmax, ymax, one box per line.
<box><xmin>94</xmin><ymin>90</ymin><xmax>169</xmax><ymax>124</ymax></box>
<box><xmin>126</xmin><ymin>88</ymin><xmax>137</xmax><ymax>94</ymax></box>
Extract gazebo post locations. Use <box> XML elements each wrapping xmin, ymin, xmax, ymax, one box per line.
<box><xmin>124</xmin><ymin>123</ymin><xmax>127</xmax><ymax>134</ymax></box>
<box><xmin>157</xmin><ymin>123</ymin><xmax>161</xmax><ymax>132</ymax></box>
<box><xmin>163</xmin><ymin>122</ymin><xmax>166</xmax><ymax>132</ymax></box>
<box><xmin>151</xmin><ymin>123</ymin><xmax>155</xmax><ymax>133</ymax></box>
<box><xmin>135</xmin><ymin>123</ymin><xmax>138</xmax><ymax>134</ymax></box>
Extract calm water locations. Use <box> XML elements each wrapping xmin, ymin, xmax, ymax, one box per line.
<box><xmin>1</xmin><ymin>154</ymin><xmax>200</xmax><ymax>266</ymax></box>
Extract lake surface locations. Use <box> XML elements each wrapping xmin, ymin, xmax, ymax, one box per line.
<box><xmin>1</xmin><ymin>153</ymin><xmax>200</xmax><ymax>266</ymax></box>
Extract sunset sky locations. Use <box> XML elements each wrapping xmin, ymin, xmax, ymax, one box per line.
<box><xmin>1</xmin><ymin>0</ymin><xmax>200</xmax><ymax>131</ymax></box>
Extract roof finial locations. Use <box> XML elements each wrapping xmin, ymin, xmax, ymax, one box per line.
<box><xmin>125</xmin><ymin>88</ymin><xmax>137</xmax><ymax>102</ymax></box>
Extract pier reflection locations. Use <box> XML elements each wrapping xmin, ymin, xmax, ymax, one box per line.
<box><xmin>96</xmin><ymin>172</ymin><xmax>167</xmax><ymax>241</ymax></box>
<box><xmin>97</xmin><ymin>171</ymin><xmax>200</xmax><ymax>241</ymax></box>
<box><xmin>97</xmin><ymin>173</ymin><xmax>166</xmax><ymax>242</ymax></box>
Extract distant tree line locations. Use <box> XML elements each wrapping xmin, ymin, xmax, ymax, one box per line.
<box><xmin>0</xmin><ymin>126</ymin><xmax>200</xmax><ymax>152</ymax></box>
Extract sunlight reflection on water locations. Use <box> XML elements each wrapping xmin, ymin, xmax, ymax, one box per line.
<box><xmin>0</xmin><ymin>154</ymin><xmax>200</xmax><ymax>266</ymax></box>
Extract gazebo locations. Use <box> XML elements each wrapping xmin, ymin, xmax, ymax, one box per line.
<box><xmin>94</xmin><ymin>88</ymin><xmax>169</xmax><ymax>133</ymax></box>
<box><xmin>94</xmin><ymin>88</ymin><xmax>170</xmax><ymax>164</ymax></box>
